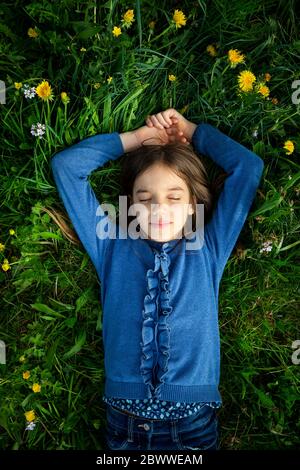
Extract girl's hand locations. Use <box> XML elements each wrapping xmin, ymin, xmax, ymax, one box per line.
<box><xmin>135</xmin><ymin>123</ymin><xmax>189</xmax><ymax>147</ymax></box>
<box><xmin>145</xmin><ymin>108</ymin><xmax>193</xmax><ymax>143</ymax></box>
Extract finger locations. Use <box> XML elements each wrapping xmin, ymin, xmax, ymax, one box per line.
<box><xmin>161</xmin><ymin>111</ymin><xmax>173</xmax><ymax>127</ymax></box>
<box><xmin>147</xmin><ymin>116</ymin><xmax>154</xmax><ymax>127</ymax></box>
<box><xmin>166</xmin><ymin>125</ymin><xmax>178</xmax><ymax>133</ymax></box>
<box><xmin>167</xmin><ymin>128</ymin><xmax>186</xmax><ymax>142</ymax></box>
<box><xmin>145</xmin><ymin>116</ymin><xmax>153</xmax><ymax>127</ymax></box>
<box><xmin>151</xmin><ymin>115</ymin><xmax>165</xmax><ymax>129</ymax></box>
<box><xmin>147</xmin><ymin>115</ymin><xmax>159</xmax><ymax>127</ymax></box>
<box><xmin>155</xmin><ymin>113</ymin><xmax>170</xmax><ymax>128</ymax></box>
<box><xmin>166</xmin><ymin>127</ymin><xmax>183</xmax><ymax>138</ymax></box>
<box><xmin>162</xmin><ymin>108</ymin><xmax>178</xmax><ymax>124</ymax></box>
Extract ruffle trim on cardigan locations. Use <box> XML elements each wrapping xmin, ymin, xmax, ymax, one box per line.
<box><xmin>140</xmin><ymin>249</ymin><xmax>173</xmax><ymax>399</ymax></box>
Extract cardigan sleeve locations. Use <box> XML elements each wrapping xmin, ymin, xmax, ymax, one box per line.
<box><xmin>191</xmin><ymin>123</ymin><xmax>264</xmax><ymax>276</ymax></box>
<box><xmin>50</xmin><ymin>132</ymin><xmax>125</xmax><ymax>277</ymax></box>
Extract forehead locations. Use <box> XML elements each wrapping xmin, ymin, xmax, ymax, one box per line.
<box><xmin>133</xmin><ymin>163</ymin><xmax>188</xmax><ymax>192</ymax></box>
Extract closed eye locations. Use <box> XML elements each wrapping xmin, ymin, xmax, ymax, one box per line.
<box><xmin>140</xmin><ymin>198</ymin><xmax>181</xmax><ymax>202</ymax></box>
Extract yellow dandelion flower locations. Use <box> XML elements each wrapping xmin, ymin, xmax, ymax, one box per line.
<box><xmin>0</xmin><ymin>243</ymin><xmax>5</xmax><ymax>252</ymax></box>
<box><xmin>27</xmin><ymin>27</ymin><xmax>39</xmax><ymax>38</ymax></box>
<box><xmin>107</xmin><ymin>76</ymin><xmax>113</xmax><ymax>84</ymax></box>
<box><xmin>264</xmin><ymin>73</ymin><xmax>271</xmax><ymax>82</ymax></box>
<box><xmin>1</xmin><ymin>259</ymin><xmax>11</xmax><ymax>271</ymax></box>
<box><xmin>19</xmin><ymin>355</ymin><xmax>26</xmax><ymax>363</ymax></box>
<box><xmin>168</xmin><ymin>74</ymin><xmax>176</xmax><ymax>81</ymax></box>
<box><xmin>228</xmin><ymin>49</ymin><xmax>245</xmax><ymax>66</ymax></box>
<box><xmin>237</xmin><ymin>70</ymin><xmax>256</xmax><ymax>92</ymax></box>
<box><xmin>122</xmin><ymin>9</ymin><xmax>135</xmax><ymax>28</ymax></box>
<box><xmin>112</xmin><ymin>26</ymin><xmax>122</xmax><ymax>37</ymax></box>
<box><xmin>25</xmin><ymin>410</ymin><xmax>36</xmax><ymax>422</ymax></box>
<box><xmin>14</xmin><ymin>82</ymin><xmax>22</xmax><ymax>90</ymax></box>
<box><xmin>35</xmin><ymin>80</ymin><xmax>54</xmax><ymax>101</ymax></box>
<box><xmin>283</xmin><ymin>140</ymin><xmax>294</xmax><ymax>155</ymax></box>
<box><xmin>93</xmin><ymin>83</ymin><xmax>101</xmax><ymax>89</ymax></box>
<box><xmin>60</xmin><ymin>92</ymin><xmax>70</xmax><ymax>104</ymax></box>
<box><xmin>9</xmin><ymin>229</ymin><xmax>15</xmax><ymax>235</ymax></box>
<box><xmin>206</xmin><ymin>45</ymin><xmax>217</xmax><ymax>57</ymax></box>
<box><xmin>257</xmin><ymin>84</ymin><xmax>270</xmax><ymax>98</ymax></box>
<box><xmin>271</xmin><ymin>97</ymin><xmax>278</xmax><ymax>105</ymax></box>
<box><xmin>149</xmin><ymin>21</ymin><xmax>156</xmax><ymax>30</ymax></box>
<box><xmin>23</xmin><ymin>371</ymin><xmax>31</xmax><ymax>380</ymax></box>
<box><xmin>173</xmin><ymin>9</ymin><xmax>187</xmax><ymax>29</ymax></box>
<box><xmin>32</xmin><ymin>383</ymin><xmax>41</xmax><ymax>393</ymax></box>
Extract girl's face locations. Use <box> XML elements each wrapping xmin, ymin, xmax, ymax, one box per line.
<box><xmin>130</xmin><ymin>163</ymin><xmax>195</xmax><ymax>242</ymax></box>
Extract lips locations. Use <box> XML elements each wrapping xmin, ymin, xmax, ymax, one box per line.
<box><xmin>151</xmin><ymin>222</ymin><xmax>173</xmax><ymax>227</ymax></box>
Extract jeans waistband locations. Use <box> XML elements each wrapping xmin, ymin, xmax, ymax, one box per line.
<box><xmin>105</xmin><ymin>402</ymin><xmax>216</xmax><ymax>434</ymax></box>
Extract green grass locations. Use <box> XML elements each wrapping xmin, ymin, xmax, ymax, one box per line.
<box><xmin>0</xmin><ymin>0</ymin><xmax>299</xmax><ymax>450</ymax></box>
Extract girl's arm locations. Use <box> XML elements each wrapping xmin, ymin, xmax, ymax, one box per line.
<box><xmin>191</xmin><ymin>123</ymin><xmax>264</xmax><ymax>277</ymax></box>
<box><xmin>50</xmin><ymin>130</ymin><xmax>138</xmax><ymax>277</ymax></box>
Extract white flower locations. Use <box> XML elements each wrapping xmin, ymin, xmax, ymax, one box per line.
<box><xmin>23</xmin><ymin>84</ymin><xmax>36</xmax><ymax>99</ymax></box>
<box><xmin>252</xmin><ymin>129</ymin><xmax>258</xmax><ymax>138</ymax></box>
<box><xmin>259</xmin><ymin>241</ymin><xmax>273</xmax><ymax>253</ymax></box>
<box><xmin>25</xmin><ymin>421</ymin><xmax>36</xmax><ymax>431</ymax></box>
<box><xmin>31</xmin><ymin>123</ymin><xmax>46</xmax><ymax>139</ymax></box>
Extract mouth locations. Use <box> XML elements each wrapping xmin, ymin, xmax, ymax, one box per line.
<box><xmin>150</xmin><ymin>222</ymin><xmax>173</xmax><ymax>228</ymax></box>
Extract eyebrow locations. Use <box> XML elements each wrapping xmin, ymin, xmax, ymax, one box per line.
<box><xmin>136</xmin><ymin>187</ymin><xmax>184</xmax><ymax>194</ymax></box>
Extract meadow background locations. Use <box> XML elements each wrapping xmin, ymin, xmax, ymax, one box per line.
<box><xmin>0</xmin><ymin>0</ymin><xmax>299</xmax><ymax>450</ymax></box>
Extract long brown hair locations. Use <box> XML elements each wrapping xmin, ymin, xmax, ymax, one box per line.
<box><xmin>47</xmin><ymin>142</ymin><xmax>226</xmax><ymax>245</ymax></box>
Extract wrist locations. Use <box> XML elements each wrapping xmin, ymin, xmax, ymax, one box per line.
<box><xmin>119</xmin><ymin>130</ymin><xmax>142</xmax><ymax>153</ymax></box>
<box><xmin>185</xmin><ymin>121</ymin><xmax>197</xmax><ymax>142</ymax></box>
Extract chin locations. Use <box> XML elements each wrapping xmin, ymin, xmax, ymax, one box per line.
<box><xmin>139</xmin><ymin>224</ymin><xmax>183</xmax><ymax>241</ymax></box>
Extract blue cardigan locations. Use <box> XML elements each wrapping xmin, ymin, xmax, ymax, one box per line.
<box><xmin>51</xmin><ymin>123</ymin><xmax>264</xmax><ymax>404</ymax></box>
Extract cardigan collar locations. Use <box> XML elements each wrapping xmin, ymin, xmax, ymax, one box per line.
<box><xmin>145</xmin><ymin>237</ymin><xmax>181</xmax><ymax>253</ymax></box>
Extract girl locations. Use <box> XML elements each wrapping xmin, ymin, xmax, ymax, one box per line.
<box><xmin>50</xmin><ymin>108</ymin><xmax>264</xmax><ymax>451</ymax></box>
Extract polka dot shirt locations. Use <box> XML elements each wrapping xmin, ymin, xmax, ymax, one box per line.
<box><xmin>102</xmin><ymin>395</ymin><xmax>221</xmax><ymax>420</ymax></box>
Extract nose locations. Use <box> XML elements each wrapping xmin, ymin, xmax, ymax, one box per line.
<box><xmin>151</xmin><ymin>203</ymin><xmax>169</xmax><ymax>216</ymax></box>
<box><xmin>151</xmin><ymin>204</ymin><xmax>170</xmax><ymax>222</ymax></box>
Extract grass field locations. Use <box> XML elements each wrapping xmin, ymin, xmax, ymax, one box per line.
<box><xmin>0</xmin><ymin>0</ymin><xmax>299</xmax><ymax>450</ymax></box>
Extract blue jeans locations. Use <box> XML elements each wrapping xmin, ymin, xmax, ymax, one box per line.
<box><xmin>104</xmin><ymin>403</ymin><xmax>220</xmax><ymax>451</ymax></box>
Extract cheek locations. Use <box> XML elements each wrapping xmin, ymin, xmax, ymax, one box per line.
<box><xmin>136</xmin><ymin>205</ymin><xmax>150</xmax><ymax>223</ymax></box>
<box><xmin>171</xmin><ymin>204</ymin><xmax>189</xmax><ymax>223</ymax></box>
